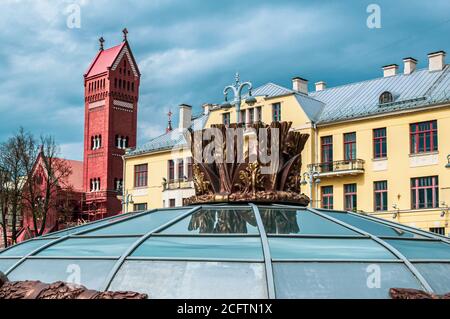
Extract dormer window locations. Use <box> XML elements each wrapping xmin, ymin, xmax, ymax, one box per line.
<box><xmin>379</xmin><ymin>91</ymin><xmax>393</xmax><ymax>104</ymax></box>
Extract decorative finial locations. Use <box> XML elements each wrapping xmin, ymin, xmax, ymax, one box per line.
<box><xmin>122</xmin><ymin>28</ymin><xmax>128</xmax><ymax>42</ymax></box>
<box><xmin>99</xmin><ymin>37</ymin><xmax>105</xmax><ymax>51</ymax></box>
<box><xmin>166</xmin><ymin>110</ymin><xmax>173</xmax><ymax>133</ymax></box>
<box><xmin>235</xmin><ymin>72</ymin><xmax>240</xmax><ymax>86</ymax></box>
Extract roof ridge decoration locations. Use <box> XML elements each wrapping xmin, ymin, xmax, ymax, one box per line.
<box><xmin>184</xmin><ymin>121</ymin><xmax>310</xmax><ymax>205</ymax></box>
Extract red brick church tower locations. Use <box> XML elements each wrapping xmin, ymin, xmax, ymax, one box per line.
<box><xmin>82</xmin><ymin>29</ymin><xmax>140</xmax><ymax>220</ymax></box>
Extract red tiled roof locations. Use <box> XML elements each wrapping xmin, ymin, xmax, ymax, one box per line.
<box><xmin>65</xmin><ymin>159</ymin><xmax>83</xmax><ymax>192</ymax></box>
<box><xmin>84</xmin><ymin>42</ymin><xmax>125</xmax><ymax>78</ymax></box>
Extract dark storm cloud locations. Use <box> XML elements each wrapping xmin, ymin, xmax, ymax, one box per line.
<box><xmin>0</xmin><ymin>0</ymin><xmax>449</xmax><ymax>159</ymax></box>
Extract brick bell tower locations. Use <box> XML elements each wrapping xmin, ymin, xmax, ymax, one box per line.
<box><xmin>82</xmin><ymin>29</ymin><xmax>140</xmax><ymax>220</ymax></box>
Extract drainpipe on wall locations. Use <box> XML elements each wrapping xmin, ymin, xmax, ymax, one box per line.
<box><xmin>122</xmin><ymin>154</ymin><xmax>127</xmax><ymax>213</ymax></box>
<box><xmin>313</xmin><ymin>122</ymin><xmax>319</xmax><ymax>207</ymax></box>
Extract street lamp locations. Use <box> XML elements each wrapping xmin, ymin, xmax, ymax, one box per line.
<box><xmin>446</xmin><ymin>154</ymin><xmax>450</xmax><ymax>168</ymax></box>
<box><xmin>121</xmin><ymin>192</ymin><xmax>134</xmax><ymax>214</ymax></box>
<box><xmin>221</xmin><ymin>73</ymin><xmax>255</xmax><ymax>124</ymax></box>
<box><xmin>301</xmin><ymin>170</ymin><xmax>321</xmax><ymax>207</ymax></box>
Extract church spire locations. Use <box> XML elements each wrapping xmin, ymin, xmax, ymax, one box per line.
<box><xmin>166</xmin><ymin>110</ymin><xmax>173</xmax><ymax>133</ymax></box>
<box><xmin>98</xmin><ymin>37</ymin><xmax>104</xmax><ymax>51</ymax></box>
<box><xmin>122</xmin><ymin>28</ymin><xmax>128</xmax><ymax>42</ymax></box>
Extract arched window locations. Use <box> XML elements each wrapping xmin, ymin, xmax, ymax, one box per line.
<box><xmin>131</xmin><ymin>82</ymin><xmax>134</xmax><ymax>92</ymax></box>
<box><xmin>127</xmin><ymin>81</ymin><xmax>130</xmax><ymax>91</ymax></box>
<box><xmin>114</xmin><ymin>78</ymin><xmax>117</xmax><ymax>88</ymax></box>
<box><xmin>379</xmin><ymin>91</ymin><xmax>393</xmax><ymax>104</ymax></box>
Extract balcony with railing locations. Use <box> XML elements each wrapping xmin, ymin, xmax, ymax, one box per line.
<box><xmin>308</xmin><ymin>159</ymin><xmax>365</xmax><ymax>177</ymax></box>
<box><xmin>166</xmin><ymin>178</ymin><xmax>193</xmax><ymax>190</ymax></box>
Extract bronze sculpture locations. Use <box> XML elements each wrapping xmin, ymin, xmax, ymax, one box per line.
<box><xmin>184</xmin><ymin>121</ymin><xmax>310</xmax><ymax>206</ymax></box>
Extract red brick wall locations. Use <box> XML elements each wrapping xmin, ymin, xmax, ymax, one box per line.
<box><xmin>82</xmin><ymin>47</ymin><xmax>140</xmax><ymax>217</ymax></box>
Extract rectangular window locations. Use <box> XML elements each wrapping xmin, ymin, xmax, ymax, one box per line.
<box><xmin>133</xmin><ymin>203</ymin><xmax>147</xmax><ymax>212</ymax></box>
<box><xmin>373</xmin><ymin>128</ymin><xmax>387</xmax><ymax>159</ymax></box>
<box><xmin>187</xmin><ymin>157</ymin><xmax>193</xmax><ymax>181</ymax></box>
<box><xmin>321</xmin><ymin>136</ymin><xmax>333</xmax><ymax>172</ymax></box>
<box><xmin>178</xmin><ymin>159</ymin><xmax>184</xmax><ymax>180</ymax></box>
<box><xmin>321</xmin><ymin>186</ymin><xmax>334</xmax><ymax>209</ymax></box>
<box><xmin>249</xmin><ymin>108</ymin><xmax>255</xmax><ymax>124</ymax></box>
<box><xmin>374</xmin><ymin>181</ymin><xmax>388</xmax><ymax>211</ymax></box>
<box><xmin>429</xmin><ymin>227</ymin><xmax>445</xmax><ymax>236</ymax></box>
<box><xmin>222</xmin><ymin>112</ymin><xmax>230</xmax><ymax>126</ymax></box>
<box><xmin>272</xmin><ymin>103</ymin><xmax>281</xmax><ymax>122</ymax></box>
<box><xmin>256</xmin><ymin>106</ymin><xmax>262</xmax><ymax>122</ymax></box>
<box><xmin>344</xmin><ymin>183</ymin><xmax>357</xmax><ymax>211</ymax></box>
<box><xmin>410</xmin><ymin>120</ymin><xmax>438</xmax><ymax>154</ymax></box>
<box><xmin>134</xmin><ymin>164</ymin><xmax>148</xmax><ymax>188</ymax></box>
<box><xmin>169</xmin><ymin>198</ymin><xmax>176</xmax><ymax>207</ymax></box>
<box><xmin>411</xmin><ymin>176</ymin><xmax>439</xmax><ymax>209</ymax></box>
<box><xmin>344</xmin><ymin>132</ymin><xmax>356</xmax><ymax>161</ymax></box>
<box><xmin>168</xmin><ymin>160</ymin><xmax>175</xmax><ymax>183</ymax></box>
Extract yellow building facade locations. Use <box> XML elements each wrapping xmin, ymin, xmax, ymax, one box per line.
<box><xmin>123</xmin><ymin>51</ymin><xmax>450</xmax><ymax>236</ymax></box>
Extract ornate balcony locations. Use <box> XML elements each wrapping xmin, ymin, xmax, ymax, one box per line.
<box><xmin>308</xmin><ymin>159</ymin><xmax>365</xmax><ymax>177</ymax></box>
<box><xmin>166</xmin><ymin>179</ymin><xmax>193</xmax><ymax>190</ymax></box>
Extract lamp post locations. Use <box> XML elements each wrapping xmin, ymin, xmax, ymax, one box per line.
<box><xmin>121</xmin><ymin>192</ymin><xmax>134</xmax><ymax>214</ymax></box>
<box><xmin>446</xmin><ymin>154</ymin><xmax>450</xmax><ymax>168</ymax></box>
<box><xmin>221</xmin><ymin>73</ymin><xmax>256</xmax><ymax>124</ymax></box>
<box><xmin>301</xmin><ymin>170</ymin><xmax>321</xmax><ymax>207</ymax></box>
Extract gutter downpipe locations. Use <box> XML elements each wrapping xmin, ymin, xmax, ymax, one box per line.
<box><xmin>313</xmin><ymin>121</ymin><xmax>318</xmax><ymax>208</ymax></box>
<box><xmin>122</xmin><ymin>154</ymin><xmax>127</xmax><ymax>213</ymax></box>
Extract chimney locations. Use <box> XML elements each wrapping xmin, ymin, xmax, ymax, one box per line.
<box><xmin>178</xmin><ymin>104</ymin><xmax>192</xmax><ymax>130</ymax></box>
<box><xmin>403</xmin><ymin>57</ymin><xmax>417</xmax><ymax>75</ymax></box>
<box><xmin>382</xmin><ymin>64</ymin><xmax>398</xmax><ymax>77</ymax></box>
<box><xmin>292</xmin><ymin>77</ymin><xmax>308</xmax><ymax>94</ymax></box>
<box><xmin>428</xmin><ymin>50</ymin><xmax>446</xmax><ymax>72</ymax></box>
<box><xmin>315</xmin><ymin>81</ymin><xmax>326</xmax><ymax>91</ymax></box>
<box><xmin>202</xmin><ymin>103</ymin><xmax>212</xmax><ymax>115</ymax></box>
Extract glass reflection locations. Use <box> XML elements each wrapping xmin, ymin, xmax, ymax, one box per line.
<box><xmin>259</xmin><ymin>208</ymin><xmax>357</xmax><ymax>235</ymax></box>
<box><xmin>162</xmin><ymin>209</ymin><xmax>258</xmax><ymax>234</ymax></box>
<box><xmin>260</xmin><ymin>209</ymin><xmax>300</xmax><ymax>234</ymax></box>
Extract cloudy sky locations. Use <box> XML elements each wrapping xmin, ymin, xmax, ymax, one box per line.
<box><xmin>0</xmin><ymin>0</ymin><xmax>449</xmax><ymax>160</ymax></box>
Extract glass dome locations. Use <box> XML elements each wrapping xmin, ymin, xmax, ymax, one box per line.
<box><xmin>1</xmin><ymin>204</ymin><xmax>449</xmax><ymax>299</ymax></box>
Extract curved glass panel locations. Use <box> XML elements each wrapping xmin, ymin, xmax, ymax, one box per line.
<box><xmin>269</xmin><ymin>238</ymin><xmax>396</xmax><ymax>260</ymax></box>
<box><xmin>109</xmin><ymin>260</ymin><xmax>267</xmax><ymax>298</ymax></box>
<box><xmin>0</xmin><ymin>239</ymin><xmax>55</xmax><ymax>257</ymax></box>
<box><xmin>413</xmin><ymin>263</ymin><xmax>450</xmax><ymax>294</ymax></box>
<box><xmin>36</xmin><ymin>237</ymin><xmax>137</xmax><ymax>257</ymax></box>
<box><xmin>259</xmin><ymin>208</ymin><xmax>357</xmax><ymax>235</ymax></box>
<box><xmin>273</xmin><ymin>262</ymin><xmax>423</xmax><ymax>298</ymax></box>
<box><xmin>43</xmin><ymin>212</ymin><xmax>136</xmax><ymax>237</ymax></box>
<box><xmin>0</xmin><ymin>258</ymin><xmax>19</xmax><ymax>273</ymax></box>
<box><xmin>85</xmin><ymin>209</ymin><xmax>188</xmax><ymax>235</ymax></box>
<box><xmin>319</xmin><ymin>210</ymin><xmax>424</xmax><ymax>238</ymax></box>
<box><xmin>384</xmin><ymin>239</ymin><xmax>450</xmax><ymax>260</ymax></box>
<box><xmin>7</xmin><ymin>259</ymin><xmax>116</xmax><ymax>291</ymax></box>
<box><xmin>132</xmin><ymin>236</ymin><xmax>263</xmax><ymax>260</ymax></box>
<box><xmin>161</xmin><ymin>208</ymin><xmax>258</xmax><ymax>234</ymax></box>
